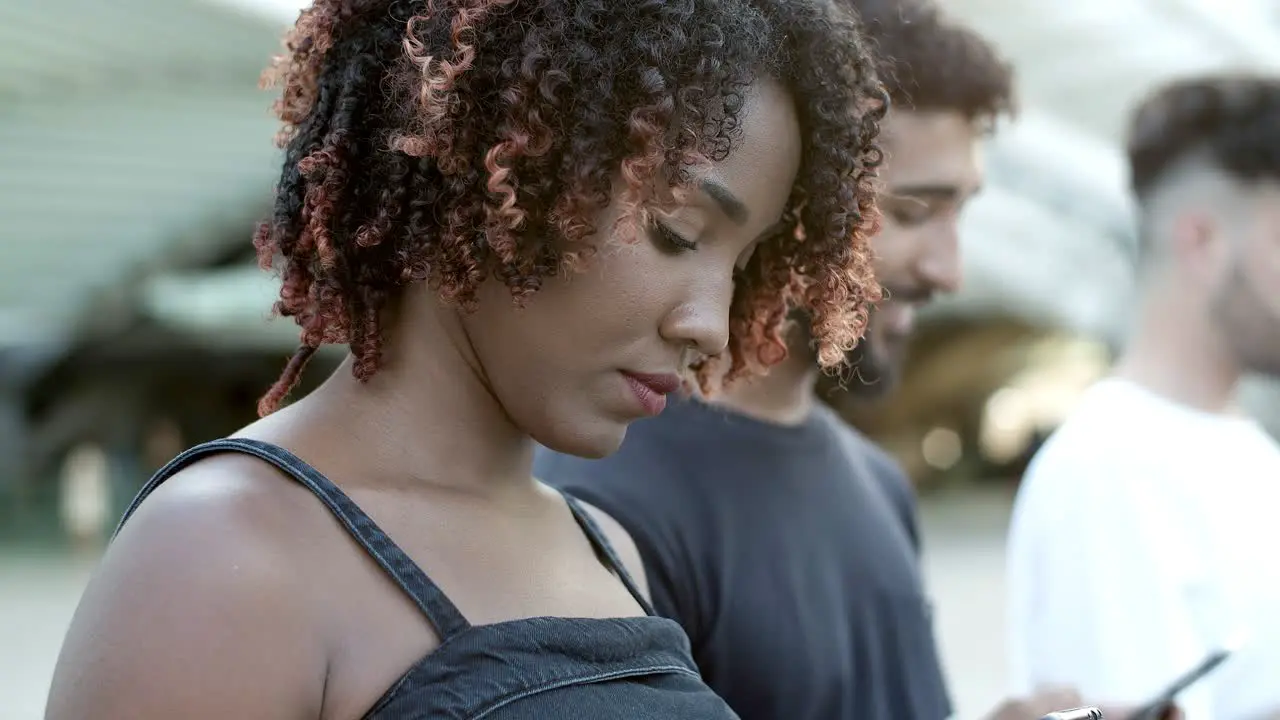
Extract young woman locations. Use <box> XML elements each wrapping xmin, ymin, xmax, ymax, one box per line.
<box><xmin>45</xmin><ymin>0</ymin><xmax>885</xmax><ymax>718</ymax></box>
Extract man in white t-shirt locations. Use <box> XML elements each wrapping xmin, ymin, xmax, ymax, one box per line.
<box><xmin>1006</xmin><ymin>75</ymin><xmax>1280</xmax><ymax>720</ymax></box>
<box><xmin>1003</xmin><ymin>73</ymin><xmax>1280</xmax><ymax>717</ymax></box>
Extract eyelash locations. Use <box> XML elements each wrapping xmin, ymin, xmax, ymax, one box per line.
<box><xmin>650</xmin><ymin>223</ymin><xmax>699</xmax><ymax>253</ymax></box>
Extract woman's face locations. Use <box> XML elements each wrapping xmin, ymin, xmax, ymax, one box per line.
<box><xmin>462</xmin><ymin>79</ymin><xmax>803</xmax><ymax>458</ymax></box>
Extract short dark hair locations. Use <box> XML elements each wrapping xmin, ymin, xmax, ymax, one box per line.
<box><xmin>254</xmin><ymin>0</ymin><xmax>888</xmax><ymax>414</ymax></box>
<box><xmin>1126</xmin><ymin>74</ymin><xmax>1280</xmax><ymax>200</ymax></box>
<box><xmin>844</xmin><ymin>0</ymin><xmax>1015</xmax><ymax>121</ymax></box>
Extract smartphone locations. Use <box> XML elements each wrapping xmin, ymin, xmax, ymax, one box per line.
<box><xmin>1128</xmin><ymin>647</ymin><xmax>1234</xmax><ymax>720</ymax></box>
<box><xmin>1040</xmin><ymin>708</ymin><xmax>1102</xmax><ymax>720</ymax></box>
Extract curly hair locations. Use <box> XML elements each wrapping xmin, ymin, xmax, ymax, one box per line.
<box><xmin>1127</xmin><ymin>74</ymin><xmax>1280</xmax><ymax>201</ymax></box>
<box><xmin>843</xmin><ymin>0</ymin><xmax>1014</xmax><ymax>123</ymax></box>
<box><xmin>253</xmin><ymin>0</ymin><xmax>887</xmax><ymax>415</ymax></box>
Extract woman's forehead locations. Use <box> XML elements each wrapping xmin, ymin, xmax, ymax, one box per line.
<box><xmin>698</xmin><ymin>80</ymin><xmax>802</xmax><ymax>225</ymax></box>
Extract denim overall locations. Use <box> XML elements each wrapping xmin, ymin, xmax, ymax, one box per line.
<box><xmin>116</xmin><ymin>438</ymin><xmax>738</xmax><ymax>719</ymax></box>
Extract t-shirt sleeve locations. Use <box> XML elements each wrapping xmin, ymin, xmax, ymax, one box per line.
<box><xmin>1006</xmin><ymin>443</ymin><xmax>1216</xmax><ymax>720</ymax></box>
<box><xmin>865</xmin><ymin>447</ymin><xmax>923</xmax><ymax>554</ymax></box>
<box><xmin>860</xmin><ymin>435</ymin><xmax>954</xmax><ymax>718</ymax></box>
<box><xmin>839</xmin><ymin>427</ymin><xmax>922</xmax><ymax>554</ymax></box>
<box><xmin>534</xmin><ymin>446</ymin><xmax>707</xmax><ymax>647</ymax></box>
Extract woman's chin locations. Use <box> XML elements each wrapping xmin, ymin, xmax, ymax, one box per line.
<box><xmin>533</xmin><ymin>422</ymin><xmax>628</xmax><ymax>460</ymax></box>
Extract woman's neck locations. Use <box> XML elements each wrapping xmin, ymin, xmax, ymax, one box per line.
<box><xmin>263</xmin><ymin>297</ymin><xmax>539</xmax><ymax>500</ymax></box>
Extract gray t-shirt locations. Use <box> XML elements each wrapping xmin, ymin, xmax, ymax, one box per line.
<box><xmin>535</xmin><ymin>397</ymin><xmax>952</xmax><ymax>720</ymax></box>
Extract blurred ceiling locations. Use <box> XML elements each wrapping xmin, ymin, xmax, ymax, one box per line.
<box><xmin>0</xmin><ymin>0</ymin><xmax>281</xmax><ymax>351</ymax></box>
<box><xmin>949</xmin><ymin>0</ymin><xmax>1280</xmax><ymax>141</ymax></box>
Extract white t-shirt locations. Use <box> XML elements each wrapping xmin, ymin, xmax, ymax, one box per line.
<box><xmin>1007</xmin><ymin>378</ymin><xmax>1280</xmax><ymax>720</ymax></box>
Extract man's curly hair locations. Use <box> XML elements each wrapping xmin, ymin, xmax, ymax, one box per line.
<box><xmin>1127</xmin><ymin>74</ymin><xmax>1280</xmax><ymax>201</ymax></box>
<box><xmin>846</xmin><ymin>0</ymin><xmax>1014</xmax><ymax>122</ymax></box>
<box><xmin>253</xmin><ymin>0</ymin><xmax>887</xmax><ymax>416</ymax></box>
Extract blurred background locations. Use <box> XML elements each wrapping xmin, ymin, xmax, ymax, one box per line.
<box><xmin>2</xmin><ymin>0</ymin><xmax>1279</xmax><ymax>717</ymax></box>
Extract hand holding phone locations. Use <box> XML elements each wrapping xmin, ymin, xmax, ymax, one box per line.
<box><xmin>1127</xmin><ymin>648</ymin><xmax>1233</xmax><ymax>720</ymax></box>
<box><xmin>1040</xmin><ymin>708</ymin><xmax>1103</xmax><ymax>720</ymax></box>
<box><xmin>987</xmin><ymin>686</ymin><xmax>1084</xmax><ymax>720</ymax></box>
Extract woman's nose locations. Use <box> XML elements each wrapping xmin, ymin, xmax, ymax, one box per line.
<box><xmin>659</xmin><ymin>270</ymin><xmax>735</xmax><ymax>358</ymax></box>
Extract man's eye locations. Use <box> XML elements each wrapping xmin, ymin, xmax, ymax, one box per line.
<box><xmin>889</xmin><ymin>203</ymin><xmax>935</xmax><ymax>227</ymax></box>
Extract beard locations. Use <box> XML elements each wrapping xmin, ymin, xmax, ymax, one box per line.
<box><xmin>841</xmin><ymin>283</ymin><xmax>932</xmax><ymax>398</ymax></box>
<box><xmin>1215</xmin><ymin>261</ymin><xmax>1280</xmax><ymax>378</ymax></box>
<box><xmin>842</xmin><ymin>330</ymin><xmax>906</xmax><ymax>399</ymax></box>
<box><xmin>798</xmin><ymin>302</ymin><xmax>915</xmax><ymax>400</ymax></box>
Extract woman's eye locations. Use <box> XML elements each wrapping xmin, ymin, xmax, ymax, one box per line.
<box><xmin>648</xmin><ymin>223</ymin><xmax>699</xmax><ymax>253</ymax></box>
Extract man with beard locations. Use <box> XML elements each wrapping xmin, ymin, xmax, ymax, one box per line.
<box><xmin>1007</xmin><ymin>74</ymin><xmax>1280</xmax><ymax>720</ymax></box>
<box><xmin>536</xmin><ymin>2</ymin><xmax>1083</xmax><ymax>718</ymax></box>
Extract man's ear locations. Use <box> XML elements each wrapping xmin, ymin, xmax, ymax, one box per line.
<box><xmin>1169</xmin><ymin>209</ymin><xmax>1225</xmax><ymax>285</ymax></box>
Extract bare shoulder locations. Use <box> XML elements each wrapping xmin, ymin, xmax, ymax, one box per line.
<box><xmin>575</xmin><ymin>500</ymin><xmax>652</xmax><ymax>603</ymax></box>
<box><xmin>45</xmin><ymin>456</ymin><xmax>328</xmax><ymax>720</ymax></box>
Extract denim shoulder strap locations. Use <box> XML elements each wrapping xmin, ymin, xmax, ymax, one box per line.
<box><xmin>116</xmin><ymin>437</ymin><xmax>472</xmax><ymax>640</ymax></box>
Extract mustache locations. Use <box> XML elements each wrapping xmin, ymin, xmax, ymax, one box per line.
<box><xmin>881</xmin><ymin>285</ymin><xmax>933</xmax><ymax>304</ymax></box>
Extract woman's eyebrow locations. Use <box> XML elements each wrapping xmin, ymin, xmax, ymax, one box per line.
<box><xmin>699</xmin><ymin>178</ymin><xmax>749</xmax><ymax>225</ymax></box>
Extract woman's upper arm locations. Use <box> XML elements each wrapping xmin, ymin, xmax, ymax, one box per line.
<box><xmin>45</xmin><ymin>472</ymin><xmax>327</xmax><ymax>720</ymax></box>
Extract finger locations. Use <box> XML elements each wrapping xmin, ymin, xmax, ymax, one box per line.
<box><xmin>1039</xmin><ymin>686</ymin><xmax>1085</xmax><ymax>709</ymax></box>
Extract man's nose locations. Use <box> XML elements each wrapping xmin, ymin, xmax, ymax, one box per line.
<box><xmin>919</xmin><ymin>224</ymin><xmax>963</xmax><ymax>294</ymax></box>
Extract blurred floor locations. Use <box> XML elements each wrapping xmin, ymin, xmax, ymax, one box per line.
<box><xmin>0</xmin><ymin>486</ymin><xmax>1015</xmax><ymax>720</ymax></box>
<box><xmin>920</xmin><ymin>486</ymin><xmax>1017</xmax><ymax>719</ymax></box>
<box><xmin>0</xmin><ymin>550</ymin><xmax>98</xmax><ymax>720</ymax></box>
